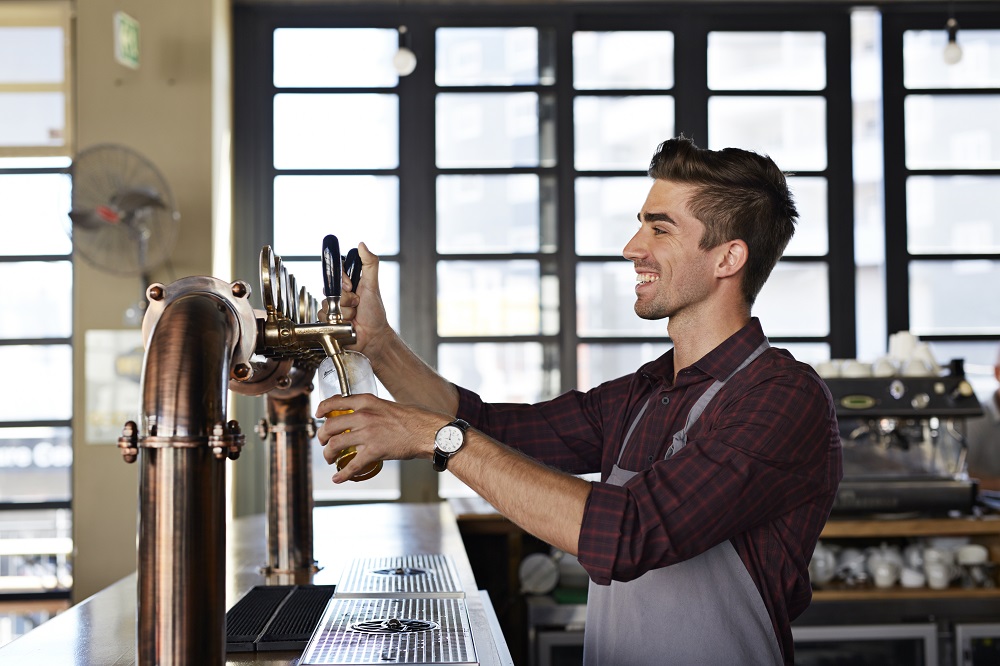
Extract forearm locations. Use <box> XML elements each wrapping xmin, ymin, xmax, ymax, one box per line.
<box><xmin>368</xmin><ymin>330</ymin><xmax>459</xmax><ymax>414</ymax></box>
<box><xmin>448</xmin><ymin>430</ymin><xmax>591</xmax><ymax>555</ymax></box>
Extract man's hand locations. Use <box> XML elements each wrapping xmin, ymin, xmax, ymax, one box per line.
<box><xmin>314</xmin><ymin>392</ymin><xmax>451</xmax><ymax>483</ymax></box>
<box><xmin>318</xmin><ymin>242</ymin><xmax>393</xmax><ymax>358</ymax></box>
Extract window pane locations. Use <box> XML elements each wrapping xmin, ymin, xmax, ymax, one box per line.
<box><xmin>274</xmin><ymin>176</ymin><xmax>399</xmax><ymax>255</ymax></box>
<box><xmin>0</xmin><ymin>27</ymin><xmax>64</xmax><ymax>83</ymax></box>
<box><xmin>273</xmin><ymin>28</ymin><xmax>398</xmax><ymax>88</ymax></box>
<box><xmin>754</xmin><ymin>263</ymin><xmax>829</xmax><ymax>337</ymax></box>
<box><xmin>575</xmin><ymin>177</ymin><xmax>651</xmax><ymax>256</ymax></box>
<box><xmin>437</xmin><ymin>175</ymin><xmax>540</xmax><ymax>253</ymax></box>
<box><xmin>273</xmin><ymin>94</ymin><xmax>398</xmax><ymax>169</ymax></box>
<box><xmin>708</xmin><ymin>32</ymin><xmax>825</xmax><ymax>90</ymax></box>
<box><xmin>577</xmin><ymin>342</ymin><xmax>669</xmax><ymax>391</ymax></box>
<box><xmin>910</xmin><ymin>260</ymin><xmax>1000</xmax><ymax>335</ymax></box>
<box><xmin>0</xmin><ymin>427</ymin><xmax>71</xmax><ymax>502</ymax></box>
<box><xmin>904</xmin><ymin>29</ymin><xmax>1000</xmax><ymax>89</ymax></box>
<box><xmin>438</xmin><ymin>342</ymin><xmax>545</xmax><ymax>403</ymax></box>
<box><xmin>573</xmin><ymin>31</ymin><xmax>673</xmax><ymax>90</ymax></box>
<box><xmin>0</xmin><ymin>509</ymin><xmax>73</xmax><ymax>593</ymax></box>
<box><xmin>574</xmin><ymin>96</ymin><xmax>674</xmax><ymax>171</ymax></box>
<box><xmin>438</xmin><ymin>260</ymin><xmax>540</xmax><ymax>336</ymax></box>
<box><xmin>785</xmin><ymin>176</ymin><xmax>828</xmax><ymax>256</ymax></box>
<box><xmin>436</xmin><ymin>93</ymin><xmax>539</xmax><ymax>168</ymax></box>
<box><xmin>313</xmin><ymin>450</ymin><xmax>401</xmax><ymax>502</ymax></box>
<box><xmin>0</xmin><ymin>345</ymin><xmax>71</xmax><ymax>420</ymax></box>
<box><xmin>283</xmin><ymin>259</ymin><xmax>400</xmax><ymax>332</ymax></box>
<box><xmin>709</xmin><ymin>96</ymin><xmax>827</xmax><ymax>172</ymax></box>
<box><xmin>576</xmin><ymin>262</ymin><xmax>667</xmax><ymax>337</ymax></box>
<box><xmin>436</xmin><ymin>28</ymin><xmax>543</xmax><ymax>86</ymax></box>
<box><xmin>907</xmin><ymin>176</ymin><xmax>1000</xmax><ymax>254</ymax></box>
<box><xmin>0</xmin><ymin>173</ymin><xmax>71</xmax><ymax>255</ymax></box>
<box><xmin>0</xmin><ymin>262</ymin><xmax>71</xmax><ymax>338</ymax></box>
<box><xmin>0</xmin><ymin>92</ymin><xmax>65</xmax><ymax>146</ymax></box>
<box><xmin>778</xmin><ymin>343</ymin><xmax>831</xmax><ymax>367</ymax></box>
<box><xmin>905</xmin><ymin>95</ymin><xmax>1000</xmax><ymax>170</ymax></box>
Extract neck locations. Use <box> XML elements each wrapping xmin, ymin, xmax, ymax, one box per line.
<box><xmin>668</xmin><ymin>308</ymin><xmax>751</xmax><ymax>381</ymax></box>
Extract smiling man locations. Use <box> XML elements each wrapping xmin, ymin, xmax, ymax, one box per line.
<box><xmin>316</xmin><ymin>137</ymin><xmax>843</xmax><ymax>665</ymax></box>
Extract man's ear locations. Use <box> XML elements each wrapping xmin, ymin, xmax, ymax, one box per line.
<box><xmin>716</xmin><ymin>239</ymin><xmax>747</xmax><ymax>278</ymax></box>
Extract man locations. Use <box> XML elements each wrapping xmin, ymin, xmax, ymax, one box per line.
<box><xmin>316</xmin><ymin>137</ymin><xmax>843</xmax><ymax>665</ymax></box>
<box><xmin>967</xmin><ymin>347</ymin><xmax>1000</xmax><ymax>491</ymax></box>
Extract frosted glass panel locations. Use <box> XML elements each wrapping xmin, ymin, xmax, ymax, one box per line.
<box><xmin>904</xmin><ymin>29</ymin><xmax>1000</xmax><ymax>89</ymax></box>
<box><xmin>574</xmin><ymin>96</ymin><xmax>674</xmax><ymax>171</ymax></box>
<box><xmin>905</xmin><ymin>95</ymin><xmax>1000</xmax><ymax>170</ymax></box>
<box><xmin>0</xmin><ymin>27</ymin><xmax>64</xmax><ymax>83</ymax></box>
<box><xmin>709</xmin><ymin>96</ymin><xmax>827</xmax><ymax>172</ymax></box>
<box><xmin>0</xmin><ymin>263</ymin><xmax>71</xmax><ymax>338</ymax></box>
<box><xmin>437</xmin><ymin>175</ymin><xmax>540</xmax><ymax>253</ymax></box>
<box><xmin>577</xmin><ymin>342</ymin><xmax>669</xmax><ymax>391</ymax></box>
<box><xmin>910</xmin><ymin>260</ymin><xmax>1000</xmax><ymax>335</ymax></box>
<box><xmin>0</xmin><ymin>345</ymin><xmax>71</xmax><ymax>420</ymax></box>
<box><xmin>785</xmin><ymin>177</ymin><xmax>828</xmax><ymax>256</ymax></box>
<box><xmin>273</xmin><ymin>28</ymin><xmax>399</xmax><ymax>88</ymax></box>
<box><xmin>438</xmin><ymin>342</ymin><xmax>545</xmax><ymax>403</ymax></box>
<box><xmin>436</xmin><ymin>93</ymin><xmax>539</xmax><ymax>168</ymax></box>
<box><xmin>576</xmin><ymin>262</ymin><xmax>667</xmax><ymax>337</ymax></box>
<box><xmin>0</xmin><ymin>173</ymin><xmax>72</xmax><ymax>255</ymax></box>
<box><xmin>438</xmin><ymin>260</ymin><xmax>541</xmax><ymax>336</ymax></box>
<box><xmin>753</xmin><ymin>262</ymin><xmax>829</xmax><ymax>337</ymax></box>
<box><xmin>575</xmin><ymin>177</ymin><xmax>651</xmax><ymax>256</ymax></box>
<box><xmin>573</xmin><ymin>32</ymin><xmax>673</xmax><ymax>90</ymax></box>
<box><xmin>273</xmin><ymin>94</ymin><xmax>398</xmax><ymax>169</ymax></box>
<box><xmin>274</xmin><ymin>176</ymin><xmax>399</xmax><ymax>255</ymax></box>
<box><xmin>0</xmin><ymin>93</ymin><xmax>65</xmax><ymax>147</ymax></box>
<box><xmin>0</xmin><ymin>428</ymin><xmax>72</xmax><ymax>502</ymax></box>
<box><xmin>907</xmin><ymin>176</ymin><xmax>1000</xmax><ymax>254</ymax></box>
<box><xmin>708</xmin><ymin>32</ymin><xmax>825</xmax><ymax>90</ymax></box>
<box><xmin>436</xmin><ymin>28</ymin><xmax>543</xmax><ymax>86</ymax></box>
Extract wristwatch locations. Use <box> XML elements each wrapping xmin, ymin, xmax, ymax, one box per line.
<box><xmin>433</xmin><ymin>419</ymin><xmax>470</xmax><ymax>472</ymax></box>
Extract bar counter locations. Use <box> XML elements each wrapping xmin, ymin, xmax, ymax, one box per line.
<box><xmin>0</xmin><ymin>502</ymin><xmax>513</xmax><ymax>665</ymax></box>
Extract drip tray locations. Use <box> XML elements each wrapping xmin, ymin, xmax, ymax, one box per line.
<box><xmin>300</xmin><ymin>597</ymin><xmax>478</xmax><ymax>665</ymax></box>
<box><xmin>226</xmin><ymin>584</ymin><xmax>336</xmax><ymax>652</ymax></box>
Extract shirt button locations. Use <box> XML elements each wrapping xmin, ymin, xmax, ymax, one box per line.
<box><xmin>661</xmin><ymin>396</ymin><xmax>670</xmax><ymax>405</ymax></box>
<box><xmin>647</xmin><ymin>455</ymin><xmax>654</xmax><ymax>462</ymax></box>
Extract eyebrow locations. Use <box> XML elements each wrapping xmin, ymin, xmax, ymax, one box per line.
<box><xmin>637</xmin><ymin>211</ymin><xmax>677</xmax><ymax>225</ymax></box>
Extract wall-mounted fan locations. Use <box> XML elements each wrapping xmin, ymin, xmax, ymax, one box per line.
<box><xmin>68</xmin><ymin>144</ymin><xmax>180</xmax><ymax>324</ymax></box>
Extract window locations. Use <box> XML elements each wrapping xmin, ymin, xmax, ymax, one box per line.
<box><xmin>0</xmin><ymin>1</ymin><xmax>74</xmax><ymax>646</ymax></box>
<box><xmin>235</xmin><ymin>4</ymin><xmax>857</xmax><ymax>501</ymax></box>
<box><xmin>882</xmin><ymin>6</ymin><xmax>1000</xmax><ymax>399</ymax></box>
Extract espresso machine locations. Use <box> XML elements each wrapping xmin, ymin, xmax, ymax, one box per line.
<box><xmin>824</xmin><ymin>361</ymin><xmax>983</xmax><ymax>516</ymax></box>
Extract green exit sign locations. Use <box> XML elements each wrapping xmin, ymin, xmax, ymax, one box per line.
<box><xmin>114</xmin><ymin>11</ymin><xmax>140</xmax><ymax>70</ymax></box>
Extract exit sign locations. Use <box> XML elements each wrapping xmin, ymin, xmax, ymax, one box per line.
<box><xmin>114</xmin><ymin>11</ymin><xmax>140</xmax><ymax>69</ymax></box>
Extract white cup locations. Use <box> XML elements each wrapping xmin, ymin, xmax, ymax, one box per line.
<box><xmin>840</xmin><ymin>359</ymin><xmax>872</xmax><ymax>378</ymax></box>
<box><xmin>900</xmin><ymin>566</ymin><xmax>926</xmax><ymax>589</ymax></box>
<box><xmin>925</xmin><ymin>561</ymin><xmax>951</xmax><ymax>590</ymax></box>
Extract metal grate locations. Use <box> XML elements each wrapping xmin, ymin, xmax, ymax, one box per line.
<box><xmin>299</xmin><ymin>597</ymin><xmax>477</xmax><ymax>665</ymax></box>
<box><xmin>335</xmin><ymin>554</ymin><xmax>464</xmax><ymax>598</ymax></box>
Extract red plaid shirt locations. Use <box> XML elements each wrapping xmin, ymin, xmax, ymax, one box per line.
<box><xmin>455</xmin><ymin>318</ymin><xmax>842</xmax><ymax>664</ymax></box>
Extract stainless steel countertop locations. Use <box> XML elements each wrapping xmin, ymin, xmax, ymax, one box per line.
<box><xmin>0</xmin><ymin>502</ymin><xmax>513</xmax><ymax>666</ymax></box>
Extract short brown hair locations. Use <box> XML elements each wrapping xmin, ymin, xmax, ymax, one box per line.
<box><xmin>648</xmin><ymin>137</ymin><xmax>797</xmax><ymax>307</ymax></box>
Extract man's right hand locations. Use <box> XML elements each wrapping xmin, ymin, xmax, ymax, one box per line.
<box><xmin>337</xmin><ymin>242</ymin><xmax>393</xmax><ymax>358</ymax></box>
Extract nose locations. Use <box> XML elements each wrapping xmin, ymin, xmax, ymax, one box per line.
<box><xmin>623</xmin><ymin>227</ymin><xmax>645</xmax><ymax>262</ymax></box>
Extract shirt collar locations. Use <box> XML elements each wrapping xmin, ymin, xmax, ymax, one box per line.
<box><xmin>637</xmin><ymin>318</ymin><xmax>767</xmax><ymax>384</ymax></box>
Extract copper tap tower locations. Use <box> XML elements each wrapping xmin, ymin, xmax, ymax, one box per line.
<box><xmin>119</xmin><ymin>239</ymin><xmax>357</xmax><ymax>665</ymax></box>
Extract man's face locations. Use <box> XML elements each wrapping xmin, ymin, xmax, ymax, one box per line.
<box><xmin>623</xmin><ymin>179</ymin><xmax>717</xmax><ymax>321</ymax></box>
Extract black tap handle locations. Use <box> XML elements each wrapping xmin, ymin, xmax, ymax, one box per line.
<box><xmin>322</xmin><ymin>234</ymin><xmax>341</xmax><ymax>299</ymax></box>
<box><xmin>344</xmin><ymin>247</ymin><xmax>362</xmax><ymax>292</ymax></box>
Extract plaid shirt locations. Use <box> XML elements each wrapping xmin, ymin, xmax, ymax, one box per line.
<box><xmin>456</xmin><ymin>318</ymin><xmax>842</xmax><ymax>663</ymax></box>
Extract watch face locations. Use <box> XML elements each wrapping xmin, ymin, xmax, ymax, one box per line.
<box><xmin>435</xmin><ymin>425</ymin><xmax>464</xmax><ymax>453</ymax></box>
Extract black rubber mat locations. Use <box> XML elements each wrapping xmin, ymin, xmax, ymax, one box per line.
<box><xmin>225</xmin><ymin>584</ymin><xmax>336</xmax><ymax>652</ymax></box>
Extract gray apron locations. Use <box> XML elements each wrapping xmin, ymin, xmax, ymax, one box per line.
<box><xmin>584</xmin><ymin>341</ymin><xmax>783</xmax><ymax>665</ymax></box>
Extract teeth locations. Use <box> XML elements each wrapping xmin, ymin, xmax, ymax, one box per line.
<box><xmin>636</xmin><ymin>274</ymin><xmax>659</xmax><ymax>283</ymax></box>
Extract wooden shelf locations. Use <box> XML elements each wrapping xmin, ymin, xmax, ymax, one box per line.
<box><xmin>813</xmin><ymin>586</ymin><xmax>1000</xmax><ymax>602</ymax></box>
<box><xmin>821</xmin><ymin>517</ymin><xmax>1000</xmax><ymax>538</ymax></box>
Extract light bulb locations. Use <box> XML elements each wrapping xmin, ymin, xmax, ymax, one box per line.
<box><xmin>393</xmin><ymin>47</ymin><xmax>417</xmax><ymax>76</ymax></box>
<box><xmin>943</xmin><ymin>39</ymin><xmax>963</xmax><ymax>65</ymax></box>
